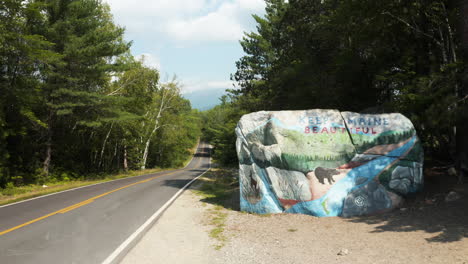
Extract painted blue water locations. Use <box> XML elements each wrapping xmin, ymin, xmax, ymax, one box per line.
<box><xmin>241</xmin><ymin>165</ymin><xmax>283</xmax><ymax>214</ymax></box>
<box><xmin>285</xmin><ymin>136</ymin><xmax>418</xmax><ymax>217</ymax></box>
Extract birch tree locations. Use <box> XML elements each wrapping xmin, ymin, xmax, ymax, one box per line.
<box><xmin>140</xmin><ymin>79</ymin><xmax>180</xmax><ymax>169</ymax></box>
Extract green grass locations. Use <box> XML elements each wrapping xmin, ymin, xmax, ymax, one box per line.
<box><xmin>193</xmin><ymin>168</ymin><xmax>239</xmax><ymax>250</ymax></box>
<box><xmin>0</xmin><ymin>168</ymin><xmax>168</xmax><ymax>206</ymax></box>
<box><xmin>207</xmin><ymin>206</ymin><xmax>228</xmax><ymax>250</ymax></box>
<box><xmin>193</xmin><ymin>168</ymin><xmax>239</xmax><ymax>210</ymax></box>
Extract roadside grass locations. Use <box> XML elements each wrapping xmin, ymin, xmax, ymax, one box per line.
<box><xmin>0</xmin><ymin>141</ymin><xmax>200</xmax><ymax>206</ymax></box>
<box><xmin>193</xmin><ymin>168</ymin><xmax>239</xmax><ymax>210</ymax></box>
<box><xmin>0</xmin><ymin>168</ymin><xmax>167</xmax><ymax>206</ymax></box>
<box><xmin>208</xmin><ymin>206</ymin><xmax>229</xmax><ymax>250</ymax></box>
<box><xmin>193</xmin><ymin>168</ymin><xmax>239</xmax><ymax>250</ymax></box>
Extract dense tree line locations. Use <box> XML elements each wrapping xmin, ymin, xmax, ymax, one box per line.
<box><xmin>202</xmin><ymin>96</ymin><xmax>245</xmax><ymax>166</ymax></box>
<box><xmin>205</xmin><ymin>0</ymin><xmax>468</xmax><ymax>176</ymax></box>
<box><xmin>0</xmin><ymin>0</ymin><xmax>200</xmax><ymax>187</ymax></box>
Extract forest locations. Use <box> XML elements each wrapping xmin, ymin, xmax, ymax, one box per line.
<box><xmin>203</xmin><ymin>0</ymin><xmax>468</xmax><ymax>181</ymax></box>
<box><xmin>0</xmin><ymin>0</ymin><xmax>201</xmax><ymax>188</ymax></box>
<box><xmin>2</xmin><ymin>0</ymin><xmax>468</xmax><ymax>190</ymax></box>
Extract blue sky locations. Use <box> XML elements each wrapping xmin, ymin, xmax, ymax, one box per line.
<box><xmin>104</xmin><ymin>0</ymin><xmax>266</xmax><ymax>109</ymax></box>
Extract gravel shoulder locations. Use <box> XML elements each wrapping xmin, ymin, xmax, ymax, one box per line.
<box><xmin>122</xmin><ymin>168</ymin><xmax>468</xmax><ymax>264</ymax></box>
<box><xmin>121</xmin><ymin>187</ymin><xmax>216</xmax><ymax>264</ymax></box>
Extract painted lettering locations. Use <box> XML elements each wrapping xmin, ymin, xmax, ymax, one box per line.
<box><xmin>374</xmin><ymin>118</ymin><xmax>382</xmax><ymax>126</ymax></box>
<box><xmin>316</xmin><ymin>117</ymin><xmax>322</xmax><ymax>125</ymax></box>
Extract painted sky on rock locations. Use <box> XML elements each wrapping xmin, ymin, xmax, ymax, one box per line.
<box><xmin>104</xmin><ymin>0</ymin><xmax>266</xmax><ymax>109</ymax></box>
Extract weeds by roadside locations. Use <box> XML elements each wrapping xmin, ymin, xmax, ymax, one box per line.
<box><xmin>193</xmin><ymin>168</ymin><xmax>239</xmax><ymax>250</ymax></box>
<box><xmin>0</xmin><ymin>168</ymin><xmax>166</xmax><ymax>206</ymax></box>
<box><xmin>0</xmin><ymin>142</ymin><xmax>200</xmax><ymax>206</ymax></box>
<box><xmin>208</xmin><ymin>206</ymin><xmax>228</xmax><ymax>250</ymax></box>
<box><xmin>193</xmin><ymin>168</ymin><xmax>239</xmax><ymax>210</ymax></box>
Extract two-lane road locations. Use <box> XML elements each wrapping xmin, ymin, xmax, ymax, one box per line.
<box><xmin>0</xmin><ymin>143</ymin><xmax>211</xmax><ymax>264</ymax></box>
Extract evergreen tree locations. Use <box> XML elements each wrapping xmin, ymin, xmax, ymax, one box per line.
<box><xmin>31</xmin><ymin>0</ymin><xmax>130</xmax><ymax>177</ymax></box>
<box><xmin>231</xmin><ymin>0</ymin><xmax>463</xmax><ymax>166</ymax></box>
<box><xmin>0</xmin><ymin>0</ymin><xmax>59</xmax><ymax>185</ymax></box>
<box><xmin>0</xmin><ymin>0</ymin><xmax>202</xmax><ymax>188</ymax></box>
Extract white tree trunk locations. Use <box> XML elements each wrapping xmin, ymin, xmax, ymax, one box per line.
<box><xmin>141</xmin><ymin>139</ymin><xmax>151</xmax><ymax>170</ymax></box>
<box><xmin>98</xmin><ymin>122</ymin><xmax>114</xmax><ymax>169</ymax></box>
<box><xmin>123</xmin><ymin>144</ymin><xmax>128</xmax><ymax>171</ymax></box>
<box><xmin>139</xmin><ymin>80</ymin><xmax>179</xmax><ymax>170</ymax></box>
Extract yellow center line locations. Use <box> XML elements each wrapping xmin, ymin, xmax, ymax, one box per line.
<box><xmin>59</xmin><ymin>199</ymin><xmax>94</xmax><ymax>214</ymax></box>
<box><xmin>0</xmin><ymin>155</ymin><xmax>206</xmax><ymax>237</ymax></box>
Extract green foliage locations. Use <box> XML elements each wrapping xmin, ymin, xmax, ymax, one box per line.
<box><xmin>202</xmin><ymin>96</ymin><xmax>247</xmax><ymax>166</ymax></box>
<box><xmin>193</xmin><ymin>168</ymin><xmax>240</xmax><ymax>211</ymax></box>
<box><xmin>150</xmin><ymin>105</ymin><xmax>202</xmax><ymax>168</ymax></box>
<box><xmin>232</xmin><ymin>0</ymin><xmax>464</xmax><ymax>166</ymax></box>
<box><xmin>0</xmin><ymin>0</ymin><xmax>201</xmax><ymax>189</ymax></box>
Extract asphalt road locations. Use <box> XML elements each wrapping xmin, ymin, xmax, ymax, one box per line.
<box><xmin>0</xmin><ymin>142</ymin><xmax>211</xmax><ymax>264</ymax></box>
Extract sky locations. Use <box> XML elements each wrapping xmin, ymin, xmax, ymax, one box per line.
<box><xmin>104</xmin><ymin>0</ymin><xmax>266</xmax><ymax>109</ymax></box>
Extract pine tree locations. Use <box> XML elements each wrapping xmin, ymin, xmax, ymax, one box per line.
<box><xmin>31</xmin><ymin>0</ymin><xmax>130</xmax><ymax>176</ymax></box>
<box><xmin>0</xmin><ymin>0</ymin><xmax>60</xmax><ymax>185</ymax></box>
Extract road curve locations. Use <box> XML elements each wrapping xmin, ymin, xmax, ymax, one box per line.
<box><xmin>0</xmin><ymin>142</ymin><xmax>211</xmax><ymax>264</ymax></box>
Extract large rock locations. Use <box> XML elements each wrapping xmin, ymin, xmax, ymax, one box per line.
<box><xmin>236</xmin><ymin>110</ymin><xmax>423</xmax><ymax>217</ymax></box>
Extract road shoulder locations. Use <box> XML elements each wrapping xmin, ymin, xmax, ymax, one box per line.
<box><xmin>121</xmin><ymin>184</ymin><xmax>219</xmax><ymax>264</ymax></box>
<box><xmin>122</xmin><ymin>168</ymin><xmax>468</xmax><ymax>264</ymax></box>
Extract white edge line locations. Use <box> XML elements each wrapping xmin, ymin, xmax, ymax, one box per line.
<box><xmin>102</xmin><ymin>144</ymin><xmax>212</xmax><ymax>264</ymax></box>
<box><xmin>0</xmin><ymin>143</ymin><xmax>201</xmax><ymax>209</ymax></box>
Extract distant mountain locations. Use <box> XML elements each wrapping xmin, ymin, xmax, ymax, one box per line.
<box><xmin>183</xmin><ymin>89</ymin><xmax>227</xmax><ymax>110</ymax></box>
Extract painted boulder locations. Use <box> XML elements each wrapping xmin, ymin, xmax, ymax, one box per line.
<box><xmin>235</xmin><ymin>110</ymin><xmax>423</xmax><ymax>217</ymax></box>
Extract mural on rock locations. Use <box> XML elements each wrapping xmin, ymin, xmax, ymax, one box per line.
<box><xmin>235</xmin><ymin>110</ymin><xmax>424</xmax><ymax>217</ymax></box>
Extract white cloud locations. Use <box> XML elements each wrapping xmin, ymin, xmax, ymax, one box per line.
<box><xmin>237</xmin><ymin>0</ymin><xmax>266</xmax><ymax>11</ymax></box>
<box><xmin>106</xmin><ymin>0</ymin><xmax>206</xmax><ymax>18</ymax></box>
<box><xmin>166</xmin><ymin>3</ymin><xmax>244</xmax><ymax>42</ymax></box>
<box><xmin>105</xmin><ymin>0</ymin><xmax>265</xmax><ymax>43</ymax></box>
<box><xmin>181</xmin><ymin>80</ymin><xmax>235</xmax><ymax>94</ymax></box>
<box><xmin>104</xmin><ymin>0</ymin><xmax>265</xmax><ymax>99</ymax></box>
<box><xmin>135</xmin><ymin>53</ymin><xmax>161</xmax><ymax>70</ymax></box>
